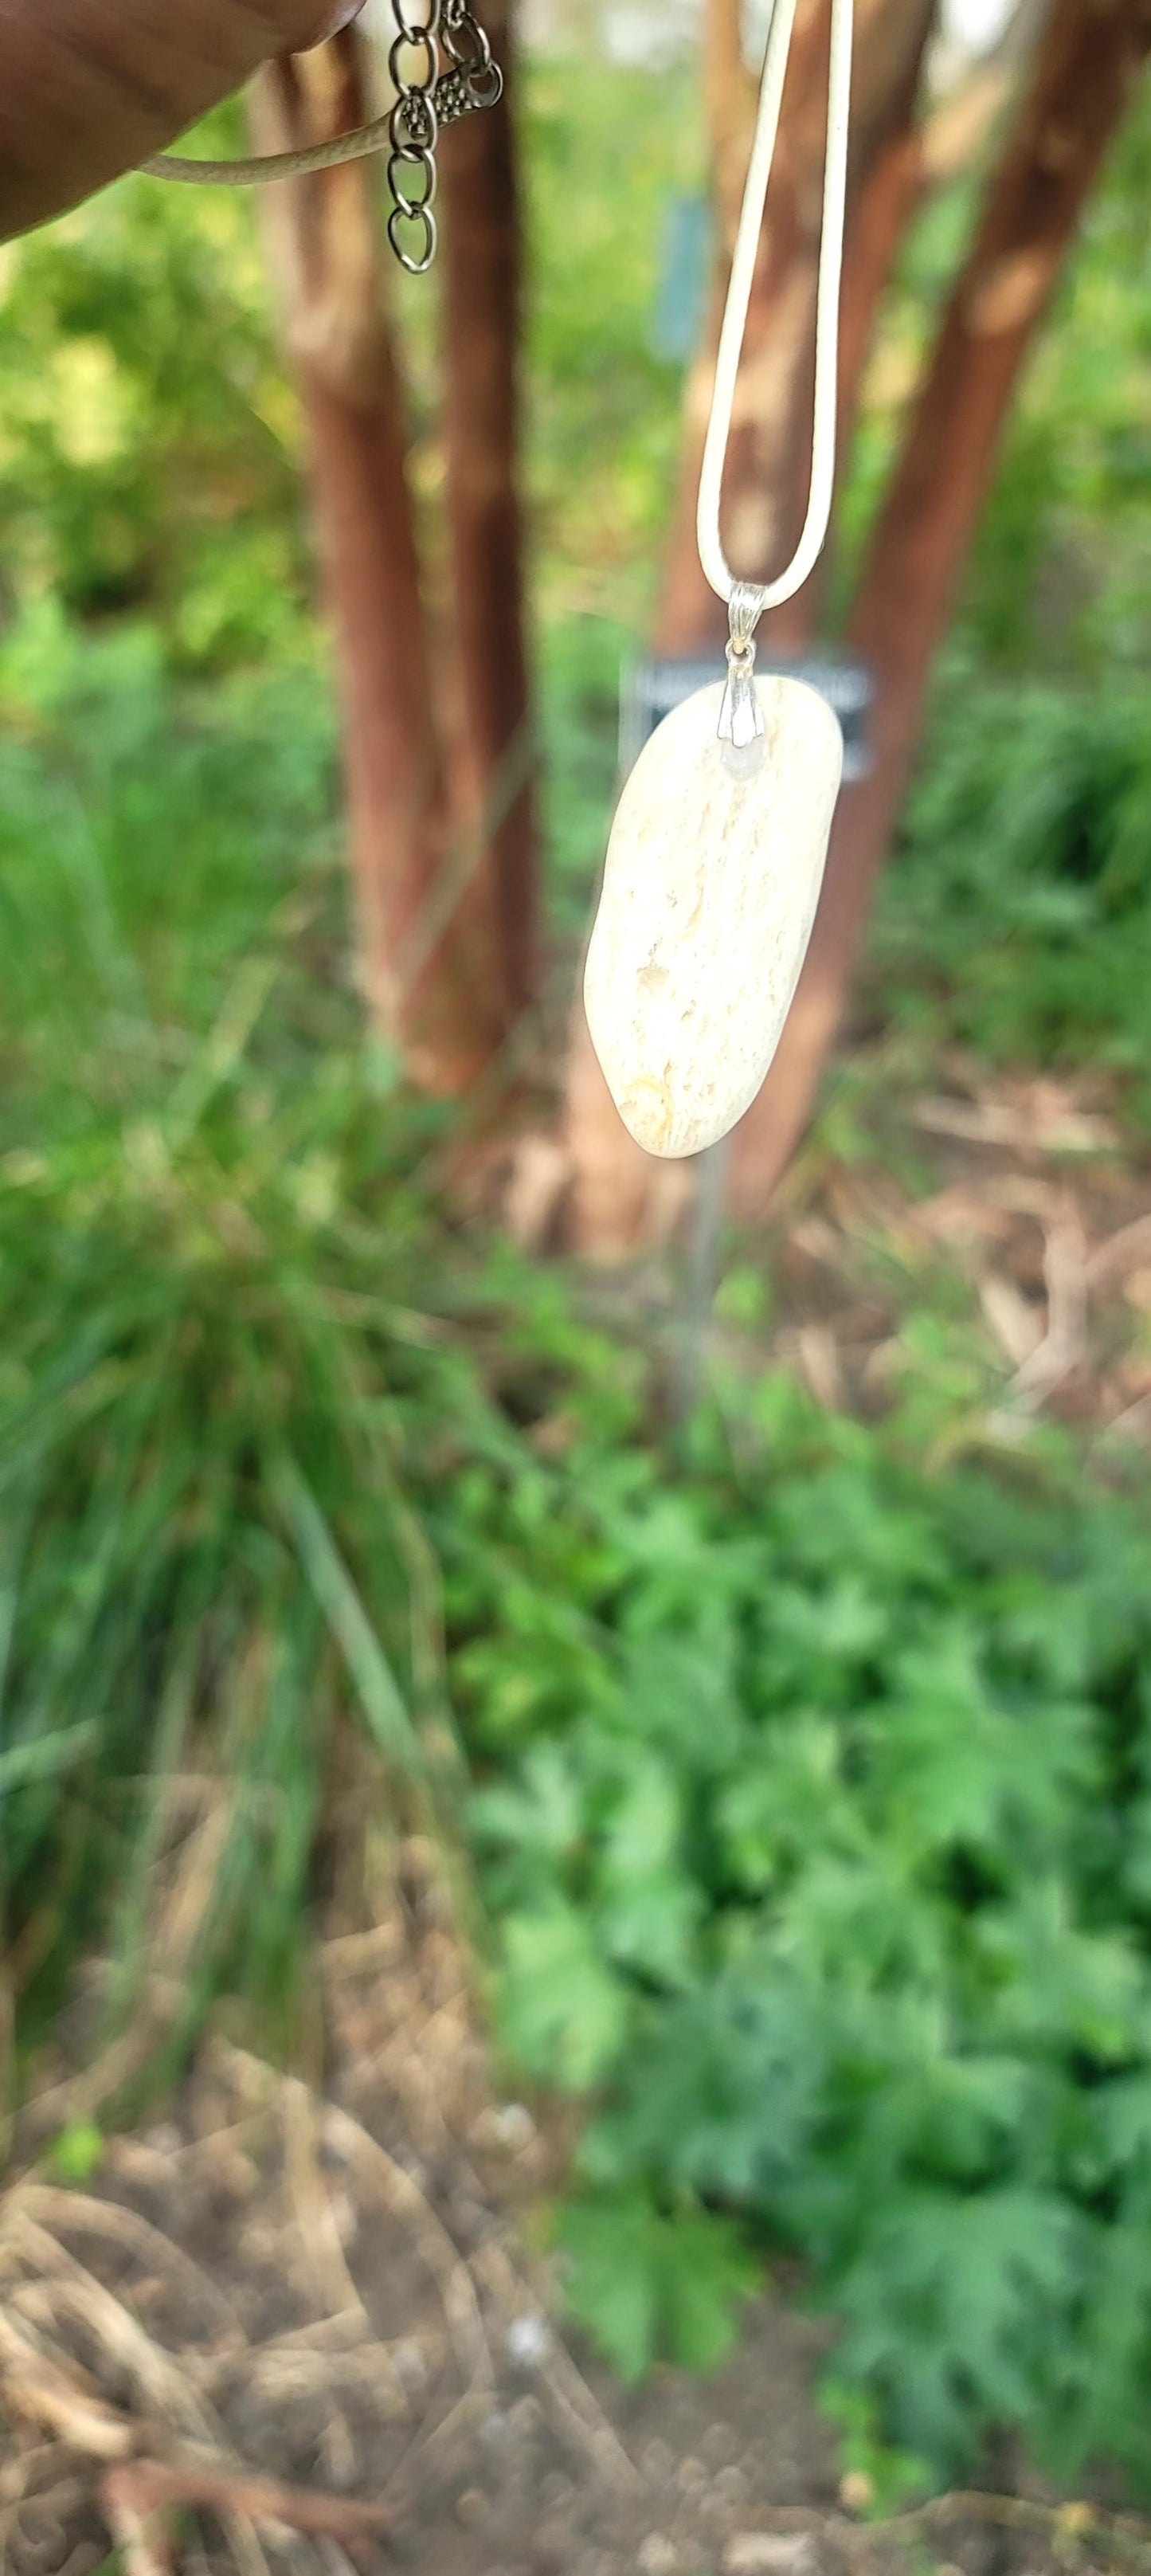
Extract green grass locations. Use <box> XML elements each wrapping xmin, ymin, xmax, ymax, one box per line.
<box><xmin>0</xmin><ymin>622</ymin><xmax>464</xmax><ymax>2054</ymax></box>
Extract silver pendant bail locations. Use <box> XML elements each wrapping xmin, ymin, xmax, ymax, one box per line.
<box><xmin>718</xmin><ymin>581</ymin><xmax>766</xmax><ymax>773</ymax></box>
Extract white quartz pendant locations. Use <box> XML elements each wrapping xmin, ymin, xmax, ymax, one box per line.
<box><xmin>584</xmin><ymin>675</ymin><xmax>844</xmax><ymax>1160</ymax></box>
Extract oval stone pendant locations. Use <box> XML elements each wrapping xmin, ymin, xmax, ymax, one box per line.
<box><xmin>584</xmin><ymin>675</ymin><xmax>843</xmax><ymax>1160</ymax></box>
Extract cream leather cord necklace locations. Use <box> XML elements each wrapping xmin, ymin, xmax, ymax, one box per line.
<box><xmin>147</xmin><ymin>1</ymin><xmax>503</xmax><ymax>273</ymax></box>
<box><xmin>585</xmin><ymin>0</ymin><xmax>855</xmax><ymax>1161</ymax></box>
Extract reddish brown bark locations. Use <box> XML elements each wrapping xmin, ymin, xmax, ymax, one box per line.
<box><xmin>776</xmin><ymin>22</ymin><xmax>930</xmax><ymax>650</ymax></box>
<box><xmin>256</xmin><ymin>36</ymin><xmax>505</xmax><ymax>1094</ymax></box>
<box><xmin>440</xmin><ymin>0</ymin><xmax>540</xmax><ymax>1028</ymax></box>
<box><xmin>771</xmin><ymin>18</ymin><xmax>1029</xmax><ymax>647</ymax></box>
<box><xmin>727</xmin><ymin>0</ymin><xmax>1151</xmax><ymax>1217</ymax></box>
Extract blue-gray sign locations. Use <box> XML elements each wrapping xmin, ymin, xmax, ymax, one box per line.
<box><xmin>652</xmin><ymin>195</ymin><xmax>712</xmax><ymax>365</ymax></box>
<box><xmin>621</xmin><ymin>654</ymin><xmax>875</xmax><ymax>782</ymax></box>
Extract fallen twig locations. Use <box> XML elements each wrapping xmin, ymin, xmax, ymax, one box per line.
<box><xmin>878</xmin><ymin>2486</ymin><xmax>1151</xmax><ymax>2570</ymax></box>
<box><xmin>1006</xmin><ymin>1204</ymin><xmax>1089</xmax><ymax>1410</ymax></box>
<box><xmin>0</xmin><ymin>2308</ymin><xmax>135</xmax><ymax>2459</ymax></box>
<box><xmin>101</xmin><ymin>2455</ymin><xmax>396</xmax><ymax>2548</ymax></box>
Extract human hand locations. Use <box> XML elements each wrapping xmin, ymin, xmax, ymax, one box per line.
<box><xmin>0</xmin><ymin>1</ymin><xmax>367</xmax><ymax>240</ymax></box>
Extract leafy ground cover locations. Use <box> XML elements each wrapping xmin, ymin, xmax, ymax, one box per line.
<box><xmin>455</xmin><ymin>1362</ymin><xmax>1151</xmax><ymax>2484</ymax></box>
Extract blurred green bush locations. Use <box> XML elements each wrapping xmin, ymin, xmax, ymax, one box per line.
<box><xmin>874</xmin><ymin>661</ymin><xmax>1151</xmax><ymax>1120</ymax></box>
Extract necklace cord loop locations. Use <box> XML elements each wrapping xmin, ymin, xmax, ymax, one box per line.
<box><xmin>696</xmin><ymin>0</ymin><xmax>855</xmax><ymax>618</ymax></box>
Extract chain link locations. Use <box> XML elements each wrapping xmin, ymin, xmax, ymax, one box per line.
<box><xmin>386</xmin><ymin>0</ymin><xmax>442</xmax><ymax>275</ymax></box>
<box><xmin>443</xmin><ymin>0</ymin><xmax>503</xmax><ymax>103</ymax></box>
<box><xmin>386</xmin><ymin>0</ymin><xmax>503</xmax><ymax>273</ymax></box>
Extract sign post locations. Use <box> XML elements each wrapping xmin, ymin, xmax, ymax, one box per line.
<box><xmin>620</xmin><ymin>655</ymin><xmax>874</xmax><ymax>782</ymax></box>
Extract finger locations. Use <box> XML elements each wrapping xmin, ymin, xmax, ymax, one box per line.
<box><xmin>0</xmin><ymin>0</ymin><xmax>370</xmax><ymax>241</ymax></box>
<box><xmin>301</xmin><ymin>1</ymin><xmax>368</xmax><ymax>42</ymax></box>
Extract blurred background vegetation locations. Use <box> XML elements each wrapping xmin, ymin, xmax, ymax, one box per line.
<box><xmin>2</xmin><ymin>0</ymin><xmax>1151</xmax><ymax>2503</ymax></box>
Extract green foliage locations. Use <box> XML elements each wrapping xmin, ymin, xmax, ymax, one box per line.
<box><xmin>456</xmin><ymin>1369</ymin><xmax>1151</xmax><ymax>2486</ymax></box>
<box><xmin>558</xmin><ymin>2192</ymin><xmax>757</xmax><ymax>2382</ymax></box>
<box><xmin>523</xmin><ymin>55</ymin><xmax>703</xmax><ymax>627</ymax></box>
<box><xmin>820</xmin><ymin>2383</ymin><xmax>930</xmax><ymax>2518</ymax></box>
<box><xmin>0</xmin><ymin>107</ymin><xmax>309</xmax><ymax>665</ymax></box>
<box><xmin>48</xmin><ymin>2120</ymin><xmax>107</xmax><ymax>2186</ymax></box>
<box><xmin>0</xmin><ymin>603</ymin><xmax>336</xmax><ymax>1115</ymax></box>
<box><xmin>538</xmin><ymin>615</ymin><xmax>630</xmax><ymax>933</ymax></box>
<box><xmin>500</xmin><ymin>1903</ymin><xmax>630</xmax><ymax>2089</ymax></box>
<box><xmin>872</xmin><ymin>661</ymin><xmax>1151</xmax><ymax>1118</ymax></box>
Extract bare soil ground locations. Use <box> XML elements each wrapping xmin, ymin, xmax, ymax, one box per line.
<box><xmin>4</xmin><ymin>1851</ymin><xmax>1151</xmax><ymax>2576</ymax></box>
<box><xmin>757</xmin><ymin>1056</ymin><xmax>1151</xmax><ymax>1441</ymax></box>
<box><xmin>499</xmin><ymin>1054</ymin><xmax>1151</xmax><ymax>1443</ymax></box>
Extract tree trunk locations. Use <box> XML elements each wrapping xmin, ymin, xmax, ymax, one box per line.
<box><xmin>752</xmin><ymin>2</ymin><xmax>1038</xmax><ymax>649</ymax></box>
<box><xmin>440</xmin><ymin>0</ymin><xmax>540</xmax><ymax>1031</ymax></box>
<box><xmin>727</xmin><ymin>0</ymin><xmax>1151</xmax><ymax>1217</ymax></box>
<box><xmin>256</xmin><ymin>35</ymin><xmax>506</xmax><ymax>1094</ymax></box>
<box><xmin>775</xmin><ymin>14</ymin><xmax>930</xmax><ymax>650</ymax></box>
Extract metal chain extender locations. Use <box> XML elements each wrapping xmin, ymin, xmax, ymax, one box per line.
<box><xmin>144</xmin><ymin>2</ymin><xmax>503</xmax><ymax>277</ymax></box>
<box><xmin>387</xmin><ymin>1</ymin><xmax>503</xmax><ymax>272</ymax></box>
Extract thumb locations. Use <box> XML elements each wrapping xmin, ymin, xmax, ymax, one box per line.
<box><xmin>0</xmin><ymin>0</ymin><xmax>370</xmax><ymax>241</ymax></box>
<box><xmin>300</xmin><ymin>2</ymin><xmax>370</xmax><ymax>41</ymax></box>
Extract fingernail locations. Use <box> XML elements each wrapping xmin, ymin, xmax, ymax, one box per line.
<box><xmin>304</xmin><ymin>0</ymin><xmax>367</xmax><ymax>45</ymax></box>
